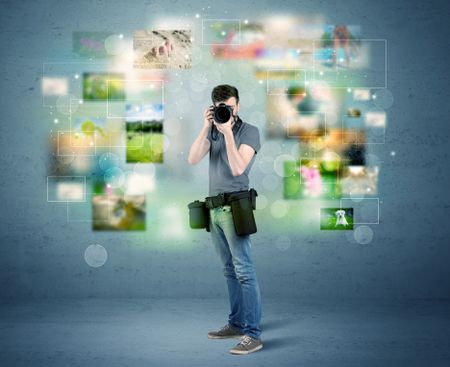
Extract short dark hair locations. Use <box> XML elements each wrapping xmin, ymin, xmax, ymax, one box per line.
<box><xmin>211</xmin><ymin>84</ymin><xmax>239</xmax><ymax>104</ymax></box>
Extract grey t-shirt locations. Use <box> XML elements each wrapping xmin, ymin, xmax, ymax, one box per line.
<box><xmin>206</xmin><ymin>120</ymin><xmax>261</xmax><ymax>196</ymax></box>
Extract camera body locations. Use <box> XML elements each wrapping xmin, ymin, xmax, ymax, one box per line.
<box><xmin>210</xmin><ymin>103</ymin><xmax>233</xmax><ymax>124</ymax></box>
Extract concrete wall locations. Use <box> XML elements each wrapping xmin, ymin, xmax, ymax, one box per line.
<box><xmin>0</xmin><ymin>0</ymin><xmax>449</xmax><ymax>300</ymax></box>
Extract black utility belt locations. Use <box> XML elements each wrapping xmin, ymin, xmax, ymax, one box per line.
<box><xmin>188</xmin><ymin>188</ymin><xmax>258</xmax><ymax>236</ymax></box>
<box><xmin>205</xmin><ymin>189</ymin><xmax>255</xmax><ymax>209</ymax></box>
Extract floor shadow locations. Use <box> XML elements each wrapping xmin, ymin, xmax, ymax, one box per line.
<box><xmin>261</xmin><ymin>318</ymin><xmax>295</xmax><ymax>331</ymax></box>
<box><xmin>262</xmin><ymin>335</ymin><xmax>301</xmax><ymax>350</ymax></box>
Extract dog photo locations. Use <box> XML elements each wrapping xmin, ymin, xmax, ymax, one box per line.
<box><xmin>320</xmin><ymin>207</ymin><xmax>354</xmax><ymax>230</ymax></box>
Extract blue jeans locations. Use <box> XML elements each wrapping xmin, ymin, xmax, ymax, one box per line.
<box><xmin>209</xmin><ymin>205</ymin><xmax>262</xmax><ymax>339</ymax></box>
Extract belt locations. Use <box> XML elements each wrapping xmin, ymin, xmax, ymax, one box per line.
<box><xmin>205</xmin><ymin>190</ymin><xmax>249</xmax><ymax>209</ymax></box>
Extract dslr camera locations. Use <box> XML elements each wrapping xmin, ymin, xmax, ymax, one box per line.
<box><xmin>210</xmin><ymin>103</ymin><xmax>233</xmax><ymax>124</ymax></box>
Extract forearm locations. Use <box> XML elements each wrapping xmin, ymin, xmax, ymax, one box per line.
<box><xmin>223</xmin><ymin>131</ymin><xmax>246</xmax><ymax>176</ymax></box>
<box><xmin>188</xmin><ymin>126</ymin><xmax>210</xmax><ymax>164</ymax></box>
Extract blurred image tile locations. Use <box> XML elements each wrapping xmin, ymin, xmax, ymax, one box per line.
<box><xmin>83</xmin><ymin>73</ymin><xmax>126</xmax><ymax>101</ymax></box>
<box><xmin>125</xmin><ymin>103</ymin><xmax>164</xmax><ymax>163</ymax></box>
<box><xmin>133</xmin><ymin>30</ymin><xmax>192</xmax><ymax>69</ymax></box>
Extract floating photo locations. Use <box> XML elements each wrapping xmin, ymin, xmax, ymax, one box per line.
<box><xmin>255</xmin><ymin>68</ymin><xmax>303</xmax><ymax>82</ymax></box>
<box><xmin>72</xmin><ymin>117</ymin><xmax>107</xmax><ymax>148</ymax></box>
<box><xmin>283</xmin><ymin>159</ymin><xmax>340</xmax><ymax>200</ymax></box>
<box><xmin>48</xmin><ymin>131</ymin><xmax>95</xmax><ymax>175</ymax></box>
<box><xmin>365</xmin><ymin>110</ymin><xmax>386</xmax><ymax>127</ymax></box>
<box><xmin>92</xmin><ymin>194</ymin><xmax>146</xmax><ymax>231</ymax></box>
<box><xmin>56</xmin><ymin>181</ymin><xmax>85</xmax><ymax>202</ymax></box>
<box><xmin>285</xmin><ymin>18</ymin><xmax>324</xmax><ymax>52</ymax></box>
<box><xmin>73</xmin><ymin>32</ymin><xmax>114</xmax><ymax>58</ymax></box>
<box><xmin>353</xmin><ymin>88</ymin><xmax>371</xmax><ymax>101</ymax></box>
<box><xmin>342</xmin><ymin>143</ymin><xmax>366</xmax><ymax>166</ymax></box>
<box><xmin>347</xmin><ymin>108</ymin><xmax>361</xmax><ymax>117</ymax></box>
<box><xmin>133</xmin><ymin>30</ymin><xmax>192</xmax><ymax>69</ymax></box>
<box><xmin>320</xmin><ymin>208</ymin><xmax>354</xmax><ymax>230</ymax></box>
<box><xmin>253</xmin><ymin>48</ymin><xmax>302</xmax><ymax>70</ymax></box>
<box><xmin>210</xmin><ymin>22</ymin><xmax>265</xmax><ymax>59</ymax></box>
<box><xmin>41</xmin><ymin>77</ymin><xmax>68</xmax><ymax>96</ymax></box>
<box><xmin>298</xmin><ymin>129</ymin><xmax>366</xmax><ymax>165</ymax></box>
<box><xmin>125</xmin><ymin>172</ymin><xmax>155</xmax><ymax>195</ymax></box>
<box><xmin>264</xmin><ymin>70</ymin><xmax>307</xmax><ymax>97</ymax></box>
<box><xmin>314</xmin><ymin>25</ymin><xmax>363</xmax><ymax>69</ymax></box>
<box><xmin>83</xmin><ymin>73</ymin><xmax>126</xmax><ymax>101</ymax></box>
<box><xmin>266</xmin><ymin>83</ymin><xmax>346</xmax><ymax>139</ymax></box>
<box><xmin>312</xmin><ymin>26</ymin><xmax>387</xmax><ymax>88</ymax></box>
<box><xmin>340</xmin><ymin>166</ymin><xmax>379</xmax><ymax>196</ymax></box>
<box><xmin>254</xmin><ymin>16</ymin><xmax>324</xmax><ymax>69</ymax></box>
<box><xmin>47</xmin><ymin>176</ymin><xmax>86</xmax><ymax>202</ymax></box>
<box><xmin>126</xmin><ymin>103</ymin><xmax>164</xmax><ymax>163</ymax></box>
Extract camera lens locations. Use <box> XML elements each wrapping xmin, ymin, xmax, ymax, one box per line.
<box><xmin>214</xmin><ymin>104</ymin><xmax>232</xmax><ymax>123</ymax></box>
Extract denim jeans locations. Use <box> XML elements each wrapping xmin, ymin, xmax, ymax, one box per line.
<box><xmin>209</xmin><ymin>205</ymin><xmax>262</xmax><ymax>339</ymax></box>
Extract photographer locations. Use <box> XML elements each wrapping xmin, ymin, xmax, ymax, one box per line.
<box><xmin>188</xmin><ymin>85</ymin><xmax>262</xmax><ymax>355</ymax></box>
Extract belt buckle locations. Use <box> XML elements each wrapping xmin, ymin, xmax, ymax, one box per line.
<box><xmin>217</xmin><ymin>192</ymin><xmax>226</xmax><ymax>208</ymax></box>
<box><xmin>205</xmin><ymin>197</ymin><xmax>214</xmax><ymax>209</ymax></box>
<box><xmin>213</xmin><ymin>193</ymin><xmax>223</xmax><ymax>208</ymax></box>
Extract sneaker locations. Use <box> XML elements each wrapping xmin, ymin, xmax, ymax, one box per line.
<box><xmin>207</xmin><ymin>324</ymin><xmax>244</xmax><ymax>339</ymax></box>
<box><xmin>229</xmin><ymin>335</ymin><xmax>263</xmax><ymax>355</ymax></box>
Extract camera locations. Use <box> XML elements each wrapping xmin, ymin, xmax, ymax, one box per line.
<box><xmin>210</xmin><ymin>103</ymin><xmax>233</xmax><ymax>124</ymax></box>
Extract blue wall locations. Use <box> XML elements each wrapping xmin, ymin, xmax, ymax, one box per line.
<box><xmin>0</xmin><ymin>0</ymin><xmax>449</xmax><ymax>300</ymax></box>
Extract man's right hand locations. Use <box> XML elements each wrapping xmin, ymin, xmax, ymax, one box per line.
<box><xmin>203</xmin><ymin>106</ymin><xmax>214</xmax><ymax>129</ymax></box>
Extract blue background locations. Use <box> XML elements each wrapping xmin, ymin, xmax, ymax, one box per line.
<box><xmin>0</xmin><ymin>0</ymin><xmax>449</xmax><ymax>302</ymax></box>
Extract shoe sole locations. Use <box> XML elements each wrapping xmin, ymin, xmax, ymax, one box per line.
<box><xmin>229</xmin><ymin>344</ymin><xmax>263</xmax><ymax>355</ymax></box>
<box><xmin>207</xmin><ymin>334</ymin><xmax>243</xmax><ymax>339</ymax></box>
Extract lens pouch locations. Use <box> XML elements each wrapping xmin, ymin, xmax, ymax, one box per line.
<box><xmin>228</xmin><ymin>190</ymin><xmax>257</xmax><ymax>236</ymax></box>
<box><xmin>188</xmin><ymin>200</ymin><xmax>210</xmax><ymax>231</ymax></box>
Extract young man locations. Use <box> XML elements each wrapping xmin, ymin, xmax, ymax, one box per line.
<box><xmin>188</xmin><ymin>85</ymin><xmax>262</xmax><ymax>355</ymax></box>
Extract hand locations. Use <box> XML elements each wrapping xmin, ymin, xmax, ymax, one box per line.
<box><xmin>203</xmin><ymin>106</ymin><xmax>214</xmax><ymax>129</ymax></box>
<box><xmin>213</xmin><ymin>114</ymin><xmax>234</xmax><ymax>136</ymax></box>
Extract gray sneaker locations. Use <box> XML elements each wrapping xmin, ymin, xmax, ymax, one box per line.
<box><xmin>208</xmin><ymin>324</ymin><xmax>244</xmax><ymax>339</ymax></box>
<box><xmin>229</xmin><ymin>335</ymin><xmax>263</xmax><ymax>355</ymax></box>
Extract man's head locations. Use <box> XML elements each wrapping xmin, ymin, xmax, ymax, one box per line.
<box><xmin>211</xmin><ymin>84</ymin><xmax>240</xmax><ymax>119</ymax></box>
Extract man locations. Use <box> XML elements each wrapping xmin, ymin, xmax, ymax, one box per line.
<box><xmin>188</xmin><ymin>85</ymin><xmax>262</xmax><ymax>355</ymax></box>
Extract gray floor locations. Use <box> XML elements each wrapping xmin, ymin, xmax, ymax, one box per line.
<box><xmin>1</xmin><ymin>298</ymin><xmax>449</xmax><ymax>367</ymax></box>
